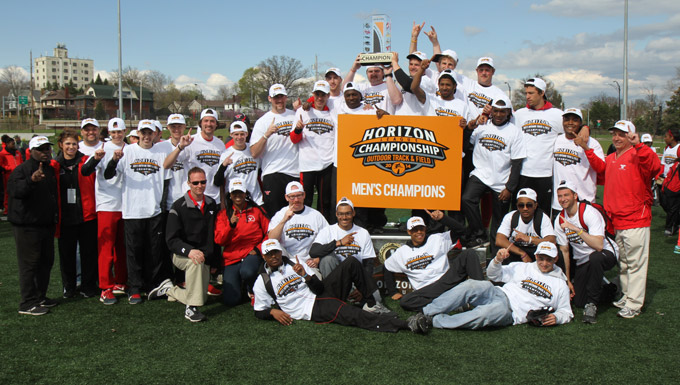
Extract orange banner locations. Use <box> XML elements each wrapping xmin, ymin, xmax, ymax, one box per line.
<box><xmin>337</xmin><ymin>115</ymin><xmax>463</xmax><ymax>210</ymax></box>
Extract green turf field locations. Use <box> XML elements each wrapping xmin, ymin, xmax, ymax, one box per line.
<box><xmin>1</xmin><ymin>202</ymin><xmax>678</xmax><ymax>384</ymax></box>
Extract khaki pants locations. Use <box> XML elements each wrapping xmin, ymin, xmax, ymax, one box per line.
<box><xmin>167</xmin><ymin>254</ymin><xmax>209</xmax><ymax>307</ymax></box>
<box><xmin>615</xmin><ymin>227</ymin><xmax>650</xmax><ymax>311</ymax></box>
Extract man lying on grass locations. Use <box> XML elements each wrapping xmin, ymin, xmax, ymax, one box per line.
<box><xmin>417</xmin><ymin>242</ymin><xmax>573</xmax><ymax>330</ymax></box>
<box><xmin>253</xmin><ymin>239</ymin><xmax>429</xmax><ymax>333</ymax></box>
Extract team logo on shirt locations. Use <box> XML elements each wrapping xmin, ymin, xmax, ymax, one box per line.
<box><xmin>554</xmin><ymin>148</ymin><xmax>580</xmax><ymax>166</ymax></box>
<box><xmin>479</xmin><ymin>134</ymin><xmax>507</xmax><ymax>151</ymax></box>
<box><xmin>350</xmin><ymin>125</ymin><xmax>448</xmax><ymax>176</ymax></box>
<box><xmin>275</xmin><ymin>121</ymin><xmax>294</xmax><ymax>137</ymax></box>
<box><xmin>285</xmin><ymin>224</ymin><xmax>316</xmax><ymax>241</ymax></box>
<box><xmin>336</xmin><ymin>243</ymin><xmax>361</xmax><ymax>259</ymax></box>
<box><xmin>405</xmin><ymin>253</ymin><xmax>434</xmax><ymax>270</ymax></box>
<box><xmin>196</xmin><ymin>149</ymin><xmax>221</xmax><ymax>167</ymax></box>
<box><xmin>306</xmin><ymin>118</ymin><xmax>334</xmax><ymax>135</ymax></box>
<box><xmin>664</xmin><ymin>156</ymin><xmax>677</xmax><ymax>165</ymax></box>
<box><xmin>468</xmin><ymin>93</ymin><xmax>491</xmax><ymax>109</ymax></box>
<box><xmin>565</xmin><ymin>229</ymin><xmax>584</xmax><ymax>244</ymax></box>
<box><xmin>521</xmin><ymin>277</ymin><xmax>553</xmax><ymax>299</ymax></box>
<box><xmin>434</xmin><ymin>107</ymin><xmax>462</xmax><ymax>117</ymax></box>
<box><xmin>522</xmin><ymin>120</ymin><xmax>552</xmax><ymax>136</ymax></box>
<box><xmin>130</xmin><ymin>158</ymin><xmax>161</xmax><ymax>175</ymax></box>
<box><xmin>276</xmin><ymin>274</ymin><xmax>304</xmax><ymax>297</ymax></box>
<box><xmin>364</xmin><ymin>92</ymin><xmax>385</xmax><ymax>106</ymax></box>
<box><xmin>170</xmin><ymin>160</ymin><xmax>184</xmax><ymax>172</ymax></box>
<box><xmin>233</xmin><ymin>157</ymin><xmax>257</xmax><ymax>174</ymax></box>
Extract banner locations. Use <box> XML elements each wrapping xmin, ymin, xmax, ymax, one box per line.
<box><xmin>337</xmin><ymin>115</ymin><xmax>463</xmax><ymax>210</ymax></box>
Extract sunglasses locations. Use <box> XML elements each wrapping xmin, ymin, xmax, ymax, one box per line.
<box><xmin>517</xmin><ymin>202</ymin><xmax>534</xmax><ymax>209</ymax></box>
<box><xmin>190</xmin><ymin>180</ymin><xmax>207</xmax><ymax>186</ymax></box>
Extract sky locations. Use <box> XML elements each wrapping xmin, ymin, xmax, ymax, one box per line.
<box><xmin>2</xmin><ymin>0</ymin><xmax>679</xmax><ymax>108</ymax></box>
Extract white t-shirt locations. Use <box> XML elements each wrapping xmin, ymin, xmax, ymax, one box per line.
<box><xmin>458</xmin><ymin>75</ymin><xmax>509</xmax><ymax>117</ymax></box>
<box><xmin>115</xmin><ymin>143</ymin><xmax>170</xmax><ymax>219</ymax></box>
<box><xmin>94</xmin><ymin>141</ymin><xmax>124</xmax><ymax>212</ymax></box>
<box><xmin>514</xmin><ymin>106</ymin><xmax>564</xmax><ymax>177</ymax></box>
<box><xmin>497</xmin><ymin>210</ymin><xmax>555</xmax><ymax>248</ymax></box>
<box><xmin>268</xmin><ymin>206</ymin><xmax>329</xmax><ymax>262</ymax></box>
<box><xmin>293</xmin><ymin>107</ymin><xmax>336</xmax><ymax>172</ymax></box>
<box><xmin>470</xmin><ymin>120</ymin><xmax>526</xmax><ymax>193</ymax></box>
<box><xmin>217</xmin><ymin>144</ymin><xmax>263</xmax><ymax>205</ymax></box>
<box><xmin>355</xmin><ymin>82</ymin><xmax>394</xmax><ymax>114</ymax></box>
<box><xmin>333</xmin><ymin>102</ymin><xmax>376</xmax><ymax>167</ymax></box>
<box><xmin>552</xmin><ymin>135</ymin><xmax>604</xmax><ymax>210</ymax></box>
<box><xmin>253</xmin><ymin>262</ymin><xmax>317</xmax><ymax>320</ymax></box>
<box><xmin>313</xmin><ymin>224</ymin><xmax>375</xmax><ymax>262</ymax></box>
<box><xmin>184</xmin><ymin>133</ymin><xmax>225</xmax><ymax>203</ymax></box>
<box><xmin>384</xmin><ymin>232</ymin><xmax>454</xmax><ymax>290</ymax></box>
<box><xmin>251</xmin><ymin>109</ymin><xmax>299</xmax><ymax>177</ymax></box>
<box><xmin>554</xmin><ymin>205</ymin><xmax>618</xmax><ymax>265</ymax></box>
<box><xmin>155</xmin><ymin>140</ymin><xmax>189</xmax><ymax>210</ymax></box>
<box><xmin>662</xmin><ymin>144</ymin><xmax>679</xmax><ymax>177</ymax></box>
<box><xmin>79</xmin><ymin>141</ymin><xmax>103</xmax><ymax>157</ymax></box>
<box><xmin>425</xmin><ymin>92</ymin><xmax>477</xmax><ymax>120</ymax></box>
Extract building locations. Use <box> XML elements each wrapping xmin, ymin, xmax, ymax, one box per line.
<box><xmin>79</xmin><ymin>84</ymin><xmax>154</xmax><ymax>120</ymax></box>
<box><xmin>34</xmin><ymin>44</ymin><xmax>94</xmax><ymax>90</ymax></box>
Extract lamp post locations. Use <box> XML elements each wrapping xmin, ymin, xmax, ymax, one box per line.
<box><xmin>504</xmin><ymin>81</ymin><xmax>512</xmax><ymax>104</ymax></box>
<box><xmin>609</xmin><ymin>80</ymin><xmax>621</xmax><ymax>120</ymax></box>
<box><xmin>117</xmin><ymin>0</ymin><xmax>123</xmax><ymax>118</ymax></box>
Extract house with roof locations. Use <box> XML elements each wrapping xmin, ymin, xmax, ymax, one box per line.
<box><xmin>76</xmin><ymin>84</ymin><xmax>154</xmax><ymax>120</ymax></box>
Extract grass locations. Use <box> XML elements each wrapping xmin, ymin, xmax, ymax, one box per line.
<box><xmin>1</xmin><ymin>203</ymin><xmax>678</xmax><ymax>384</ymax></box>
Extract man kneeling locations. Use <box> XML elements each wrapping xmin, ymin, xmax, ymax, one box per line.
<box><xmin>253</xmin><ymin>239</ymin><xmax>425</xmax><ymax>333</ymax></box>
<box><xmin>420</xmin><ymin>242</ymin><xmax>573</xmax><ymax>330</ymax></box>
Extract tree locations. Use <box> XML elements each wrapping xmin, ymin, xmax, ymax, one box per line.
<box><xmin>66</xmin><ymin>79</ymin><xmax>79</xmax><ymax>96</ymax></box>
<box><xmin>45</xmin><ymin>80</ymin><xmax>52</xmax><ymax>91</ymax></box>
<box><xmin>0</xmin><ymin>65</ymin><xmax>29</xmax><ymax>97</ymax></box>
<box><xmin>661</xmin><ymin>83</ymin><xmax>680</xmax><ymax>134</ymax></box>
<box><xmin>511</xmin><ymin>74</ymin><xmax>564</xmax><ymax>110</ymax></box>
<box><xmin>238</xmin><ymin>67</ymin><xmax>267</xmax><ymax>109</ymax></box>
<box><xmin>217</xmin><ymin>84</ymin><xmax>239</xmax><ymax>101</ymax></box>
<box><xmin>256</xmin><ymin>55</ymin><xmax>310</xmax><ymax>98</ymax></box>
<box><xmin>582</xmin><ymin>93</ymin><xmax>619</xmax><ymax>129</ymax></box>
<box><xmin>94</xmin><ymin>101</ymin><xmax>106</xmax><ymax>120</ymax></box>
<box><xmin>94</xmin><ymin>74</ymin><xmax>104</xmax><ymax>85</ymax></box>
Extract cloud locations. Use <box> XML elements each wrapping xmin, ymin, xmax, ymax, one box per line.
<box><xmin>174</xmin><ymin>73</ymin><xmax>234</xmax><ymax>99</ymax></box>
<box><xmin>530</xmin><ymin>0</ymin><xmax>680</xmax><ymax>18</ymax></box>
<box><xmin>464</xmin><ymin>26</ymin><xmax>484</xmax><ymax>37</ymax></box>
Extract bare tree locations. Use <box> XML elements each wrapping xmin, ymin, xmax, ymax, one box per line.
<box><xmin>144</xmin><ymin>70</ymin><xmax>172</xmax><ymax>94</ymax></box>
<box><xmin>109</xmin><ymin>66</ymin><xmax>146</xmax><ymax>88</ymax></box>
<box><xmin>511</xmin><ymin>73</ymin><xmax>564</xmax><ymax>110</ymax></box>
<box><xmin>256</xmin><ymin>55</ymin><xmax>310</xmax><ymax>95</ymax></box>
<box><xmin>217</xmin><ymin>84</ymin><xmax>239</xmax><ymax>101</ymax></box>
<box><xmin>0</xmin><ymin>65</ymin><xmax>29</xmax><ymax>96</ymax></box>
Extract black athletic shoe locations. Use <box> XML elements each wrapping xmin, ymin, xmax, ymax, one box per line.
<box><xmin>18</xmin><ymin>305</ymin><xmax>49</xmax><ymax>316</ymax></box>
<box><xmin>40</xmin><ymin>298</ymin><xmax>58</xmax><ymax>308</ymax></box>
<box><xmin>63</xmin><ymin>288</ymin><xmax>77</xmax><ymax>299</ymax></box>
<box><xmin>407</xmin><ymin>312</ymin><xmax>432</xmax><ymax>334</ymax></box>
<box><xmin>184</xmin><ymin>306</ymin><xmax>206</xmax><ymax>322</ymax></box>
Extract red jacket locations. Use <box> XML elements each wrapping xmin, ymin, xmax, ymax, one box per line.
<box><xmin>0</xmin><ymin>148</ymin><xmax>23</xmax><ymax>175</ymax></box>
<box><xmin>586</xmin><ymin>143</ymin><xmax>661</xmax><ymax>230</ymax></box>
<box><xmin>214</xmin><ymin>204</ymin><xmax>269</xmax><ymax>266</ymax></box>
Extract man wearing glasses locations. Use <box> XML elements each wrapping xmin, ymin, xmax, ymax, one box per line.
<box><xmin>268</xmin><ymin>181</ymin><xmax>328</xmax><ymax>273</ymax></box>
<box><xmin>495</xmin><ymin>188</ymin><xmax>556</xmax><ymax>264</ymax></box>
<box><xmin>164</xmin><ymin>167</ymin><xmax>219</xmax><ymax>322</ymax></box>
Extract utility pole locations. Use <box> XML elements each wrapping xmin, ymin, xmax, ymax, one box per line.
<box><xmin>30</xmin><ymin>50</ymin><xmax>35</xmax><ymax>131</ymax></box>
<box><xmin>622</xmin><ymin>0</ymin><xmax>628</xmax><ymax>120</ymax></box>
<box><xmin>117</xmin><ymin>0</ymin><xmax>124</xmax><ymax>118</ymax></box>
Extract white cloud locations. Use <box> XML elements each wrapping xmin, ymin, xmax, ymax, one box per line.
<box><xmin>173</xmin><ymin>73</ymin><xmax>234</xmax><ymax>99</ymax></box>
<box><xmin>464</xmin><ymin>26</ymin><xmax>484</xmax><ymax>37</ymax></box>
<box><xmin>530</xmin><ymin>0</ymin><xmax>680</xmax><ymax>18</ymax></box>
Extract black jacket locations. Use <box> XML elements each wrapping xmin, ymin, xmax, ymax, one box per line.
<box><xmin>8</xmin><ymin>157</ymin><xmax>58</xmax><ymax>226</ymax></box>
<box><xmin>166</xmin><ymin>192</ymin><xmax>219</xmax><ymax>267</ymax></box>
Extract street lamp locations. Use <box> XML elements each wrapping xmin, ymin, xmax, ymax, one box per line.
<box><xmin>504</xmin><ymin>81</ymin><xmax>512</xmax><ymax>104</ymax></box>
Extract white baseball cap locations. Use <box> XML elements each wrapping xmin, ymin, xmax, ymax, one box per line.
<box><xmin>325</xmin><ymin>68</ymin><xmax>342</xmax><ymax>77</ymax></box>
<box><xmin>433</xmin><ymin>49</ymin><xmax>458</xmax><ymax>63</ymax></box>
<box><xmin>261</xmin><ymin>239</ymin><xmax>283</xmax><ymax>255</ymax></box>
<box><xmin>137</xmin><ymin>120</ymin><xmax>155</xmax><ymax>132</ymax></box>
<box><xmin>154</xmin><ymin>120</ymin><xmax>164</xmax><ymax>132</ymax></box>
<box><xmin>336</xmin><ymin>197</ymin><xmax>354</xmax><ymax>210</ymax></box>
<box><xmin>80</xmin><ymin>118</ymin><xmax>100</xmax><ymax>129</ymax></box>
<box><xmin>228</xmin><ymin>177</ymin><xmax>247</xmax><ymax>193</ymax></box>
<box><xmin>525</xmin><ymin>78</ymin><xmax>547</xmax><ymax>92</ymax></box>
<box><xmin>516</xmin><ymin>188</ymin><xmax>537</xmax><ymax>202</ymax></box>
<box><xmin>108</xmin><ymin>118</ymin><xmax>126</xmax><ymax>132</ymax></box>
<box><xmin>556</xmin><ymin>179</ymin><xmax>578</xmax><ymax>195</ymax></box>
<box><xmin>536</xmin><ymin>242</ymin><xmax>558</xmax><ymax>258</ymax></box>
<box><xmin>437</xmin><ymin>69</ymin><xmax>457</xmax><ymax>84</ymax></box>
<box><xmin>407</xmin><ymin>216</ymin><xmax>426</xmax><ymax>230</ymax></box>
<box><xmin>313</xmin><ymin>80</ymin><xmax>331</xmax><ymax>94</ymax></box>
<box><xmin>167</xmin><ymin>114</ymin><xmax>186</xmax><ymax>125</ymax></box>
<box><xmin>230</xmin><ymin>121</ymin><xmax>248</xmax><ymax>134</ymax></box>
<box><xmin>269</xmin><ymin>84</ymin><xmax>287</xmax><ymax>98</ymax></box>
<box><xmin>29</xmin><ymin>136</ymin><xmax>53</xmax><ymax>150</ymax></box>
<box><xmin>641</xmin><ymin>133</ymin><xmax>653</xmax><ymax>143</ymax></box>
<box><xmin>285</xmin><ymin>181</ymin><xmax>304</xmax><ymax>195</ymax></box>
<box><xmin>476</xmin><ymin>57</ymin><xmax>495</xmax><ymax>69</ymax></box>
<box><xmin>200</xmin><ymin>108</ymin><xmax>218</xmax><ymax>121</ymax></box>
<box><xmin>406</xmin><ymin>51</ymin><xmax>428</xmax><ymax>61</ymax></box>
<box><xmin>491</xmin><ymin>94</ymin><xmax>512</xmax><ymax>109</ymax></box>
<box><xmin>562</xmin><ymin>108</ymin><xmax>583</xmax><ymax>120</ymax></box>
<box><xmin>127</xmin><ymin>129</ymin><xmax>139</xmax><ymax>138</ymax></box>
<box><xmin>343</xmin><ymin>82</ymin><xmax>360</xmax><ymax>94</ymax></box>
<box><xmin>609</xmin><ymin>120</ymin><xmax>636</xmax><ymax>133</ymax></box>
